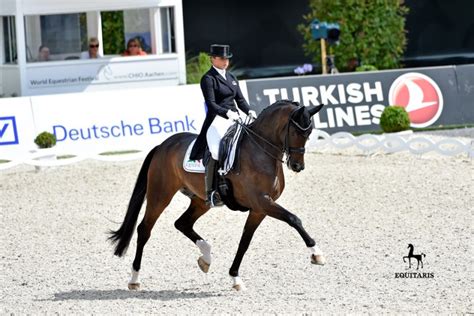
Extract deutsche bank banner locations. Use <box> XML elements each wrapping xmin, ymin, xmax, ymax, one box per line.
<box><xmin>0</xmin><ymin>84</ymin><xmax>205</xmax><ymax>160</ymax></box>
<box><xmin>246</xmin><ymin>65</ymin><xmax>473</xmax><ymax>133</ymax></box>
<box><xmin>0</xmin><ymin>98</ymin><xmax>36</xmax><ymax>160</ymax></box>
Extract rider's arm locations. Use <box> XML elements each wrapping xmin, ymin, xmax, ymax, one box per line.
<box><xmin>201</xmin><ymin>76</ymin><xmax>229</xmax><ymax>118</ymax></box>
<box><xmin>232</xmin><ymin>75</ymin><xmax>250</xmax><ymax>115</ymax></box>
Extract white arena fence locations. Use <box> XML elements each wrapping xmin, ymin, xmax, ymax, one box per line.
<box><xmin>307</xmin><ymin>130</ymin><xmax>473</xmax><ymax>158</ymax></box>
<box><xmin>0</xmin><ymin>131</ymin><xmax>471</xmax><ymax>171</ymax></box>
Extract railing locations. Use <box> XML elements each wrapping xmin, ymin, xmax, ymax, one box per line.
<box><xmin>0</xmin><ymin>132</ymin><xmax>472</xmax><ymax>171</ymax></box>
<box><xmin>308</xmin><ymin>130</ymin><xmax>473</xmax><ymax>157</ymax></box>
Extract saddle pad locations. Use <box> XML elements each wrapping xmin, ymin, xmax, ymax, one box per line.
<box><xmin>183</xmin><ymin>140</ymin><xmax>205</xmax><ymax>173</ymax></box>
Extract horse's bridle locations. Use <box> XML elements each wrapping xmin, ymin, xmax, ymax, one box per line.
<box><xmin>238</xmin><ymin>105</ymin><xmax>313</xmax><ymax>164</ymax></box>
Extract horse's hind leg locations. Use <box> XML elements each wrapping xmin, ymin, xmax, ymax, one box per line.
<box><xmin>174</xmin><ymin>197</ymin><xmax>212</xmax><ymax>272</ymax></box>
<box><xmin>129</xmin><ymin>183</ymin><xmax>179</xmax><ymax>290</ymax></box>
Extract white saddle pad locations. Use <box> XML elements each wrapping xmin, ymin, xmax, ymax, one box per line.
<box><xmin>183</xmin><ymin>140</ymin><xmax>205</xmax><ymax>173</ymax></box>
<box><xmin>184</xmin><ymin>122</ymin><xmax>243</xmax><ymax>175</ymax></box>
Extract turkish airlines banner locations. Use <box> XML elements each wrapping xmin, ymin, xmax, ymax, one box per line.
<box><xmin>245</xmin><ymin>65</ymin><xmax>473</xmax><ymax>133</ymax></box>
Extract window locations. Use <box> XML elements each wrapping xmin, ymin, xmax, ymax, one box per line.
<box><xmin>2</xmin><ymin>16</ymin><xmax>17</xmax><ymax>64</ymax></box>
<box><xmin>24</xmin><ymin>13</ymin><xmax>87</xmax><ymax>62</ymax></box>
<box><xmin>160</xmin><ymin>7</ymin><xmax>175</xmax><ymax>53</ymax></box>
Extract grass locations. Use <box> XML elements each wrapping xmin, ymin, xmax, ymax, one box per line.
<box><xmin>99</xmin><ymin>150</ymin><xmax>141</xmax><ymax>156</ymax></box>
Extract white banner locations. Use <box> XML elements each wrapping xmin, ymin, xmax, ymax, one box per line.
<box><xmin>31</xmin><ymin>84</ymin><xmax>205</xmax><ymax>155</ymax></box>
<box><xmin>0</xmin><ymin>97</ymin><xmax>36</xmax><ymax>160</ymax></box>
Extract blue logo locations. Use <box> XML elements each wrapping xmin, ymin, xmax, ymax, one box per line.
<box><xmin>0</xmin><ymin>116</ymin><xmax>19</xmax><ymax>145</ymax></box>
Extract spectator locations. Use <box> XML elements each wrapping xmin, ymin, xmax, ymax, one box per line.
<box><xmin>122</xmin><ymin>38</ymin><xmax>147</xmax><ymax>56</ymax></box>
<box><xmin>80</xmin><ymin>37</ymin><xmax>102</xmax><ymax>59</ymax></box>
<box><xmin>36</xmin><ymin>45</ymin><xmax>50</xmax><ymax>62</ymax></box>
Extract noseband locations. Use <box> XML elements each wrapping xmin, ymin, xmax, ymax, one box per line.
<box><xmin>238</xmin><ymin>105</ymin><xmax>313</xmax><ymax>164</ymax></box>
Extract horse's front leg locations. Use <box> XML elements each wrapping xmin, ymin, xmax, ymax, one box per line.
<box><xmin>260</xmin><ymin>194</ymin><xmax>326</xmax><ymax>265</ymax></box>
<box><xmin>229</xmin><ymin>211</ymin><xmax>266</xmax><ymax>291</ymax></box>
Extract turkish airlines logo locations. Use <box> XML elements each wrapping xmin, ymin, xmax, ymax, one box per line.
<box><xmin>388</xmin><ymin>73</ymin><xmax>443</xmax><ymax>128</ymax></box>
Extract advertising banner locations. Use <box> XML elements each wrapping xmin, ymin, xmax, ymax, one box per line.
<box><xmin>30</xmin><ymin>84</ymin><xmax>205</xmax><ymax>155</ymax></box>
<box><xmin>246</xmin><ymin>66</ymin><xmax>470</xmax><ymax>133</ymax></box>
<box><xmin>24</xmin><ymin>57</ymin><xmax>180</xmax><ymax>96</ymax></box>
<box><xmin>0</xmin><ymin>97</ymin><xmax>36</xmax><ymax>160</ymax></box>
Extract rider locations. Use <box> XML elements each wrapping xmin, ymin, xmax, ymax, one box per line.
<box><xmin>190</xmin><ymin>44</ymin><xmax>256</xmax><ymax>207</ymax></box>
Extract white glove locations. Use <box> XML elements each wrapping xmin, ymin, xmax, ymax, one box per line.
<box><xmin>248</xmin><ymin>110</ymin><xmax>257</xmax><ymax>119</ymax></box>
<box><xmin>226</xmin><ymin>110</ymin><xmax>240</xmax><ymax>121</ymax></box>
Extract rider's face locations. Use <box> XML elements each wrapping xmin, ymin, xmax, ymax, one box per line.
<box><xmin>211</xmin><ymin>56</ymin><xmax>229</xmax><ymax>70</ymax></box>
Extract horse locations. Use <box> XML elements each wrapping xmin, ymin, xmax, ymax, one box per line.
<box><xmin>403</xmin><ymin>244</ymin><xmax>426</xmax><ymax>269</ymax></box>
<box><xmin>108</xmin><ymin>100</ymin><xmax>326</xmax><ymax>291</ymax></box>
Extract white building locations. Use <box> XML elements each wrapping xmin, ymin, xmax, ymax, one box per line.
<box><xmin>0</xmin><ymin>0</ymin><xmax>186</xmax><ymax>97</ymax></box>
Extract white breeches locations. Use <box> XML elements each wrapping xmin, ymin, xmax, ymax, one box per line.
<box><xmin>206</xmin><ymin>114</ymin><xmax>240</xmax><ymax>160</ymax></box>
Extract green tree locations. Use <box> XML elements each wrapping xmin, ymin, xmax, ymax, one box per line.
<box><xmin>101</xmin><ymin>11</ymin><xmax>125</xmax><ymax>55</ymax></box>
<box><xmin>186</xmin><ymin>52</ymin><xmax>212</xmax><ymax>84</ymax></box>
<box><xmin>298</xmin><ymin>0</ymin><xmax>408</xmax><ymax>72</ymax></box>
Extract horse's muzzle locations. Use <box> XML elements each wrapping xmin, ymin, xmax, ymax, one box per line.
<box><xmin>290</xmin><ymin>162</ymin><xmax>305</xmax><ymax>172</ymax></box>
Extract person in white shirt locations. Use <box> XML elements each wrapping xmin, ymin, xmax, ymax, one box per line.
<box><xmin>80</xmin><ymin>37</ymin><xmax>102</xmax><ymax>59</ymax></box>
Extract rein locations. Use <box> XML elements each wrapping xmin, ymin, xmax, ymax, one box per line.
<box><xmin>236</xmin><ymin>106</ymin><xmax>313</xmax><ymax>164</ymax></box>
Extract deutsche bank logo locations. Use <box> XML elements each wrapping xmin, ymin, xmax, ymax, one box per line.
<box><xmin>0</xmin><ymin>116</ymin><xmax>19</xmax><ymax>145</ymax></box>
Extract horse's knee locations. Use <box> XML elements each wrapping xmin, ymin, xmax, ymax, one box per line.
<box><xmin>287</xmin><ymin>214</ymin><xmax>302</xmax><ymax>228</ymax></box>
<box><xmin>174</xmin><ymin>217</ymin><xmax>189</xmax><ymax>232</ymax></box>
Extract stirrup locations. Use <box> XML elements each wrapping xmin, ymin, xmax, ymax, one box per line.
<box><xmin>206</xmin><ymin>191</ymin><xmax>224</xmax><ymax>207</ymax></box>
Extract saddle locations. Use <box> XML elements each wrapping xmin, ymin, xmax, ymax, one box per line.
<box><xmin>182</xmin><ymin>124</ymin><xmax>248</xmax><ymax>212</ymax></box>
<box><xmin>215</xmin><ymin>122</ymin><xmax>248</xmax><ymax>212</ymax></box>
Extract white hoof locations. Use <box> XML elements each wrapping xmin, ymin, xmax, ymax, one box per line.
<box><xmin>311</xmin><ymin>254</ymin><xmax>326</xmax><ymax>265</ymax></box>
<box><xmin>128</xmin><ymin>282</ymin><xmax>140</xmax><ymax>290</ymax></box>
<box><xmin>232</xmin><ymin>276</ymin><xmax>246</xmax><ymax>291</ymax></box>
<box><xmin>197</xmin><ymin>256</ymin><xmax>210</xmax><ymax>273</ymax></box>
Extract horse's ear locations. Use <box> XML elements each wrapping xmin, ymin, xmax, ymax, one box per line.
<box><xmin>307</xmin><ymin>104</ymin><xmax>324</xmax><ymax>116</ymax></box>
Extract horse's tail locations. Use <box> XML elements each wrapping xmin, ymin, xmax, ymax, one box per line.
<box><xmin>108</xmin><ymin>146</ymin><xmax>157</xmax><ymax>257</ymax></box>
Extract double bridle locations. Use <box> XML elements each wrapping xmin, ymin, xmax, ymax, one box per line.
<box><xmin>238</xmin><ymin>106</ymin><xmax>313</xmax><ymax>164</ymax></box>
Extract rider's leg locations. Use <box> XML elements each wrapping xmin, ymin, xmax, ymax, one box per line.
<box><xmin>204</xmin><ymin>158</ymin><xmax>223</xmax><ymax>207</ymax></box>
<box><xmin>205</xmin><ymin>116</ymin><xmax>232</xmax><ymax>207</ymax></box>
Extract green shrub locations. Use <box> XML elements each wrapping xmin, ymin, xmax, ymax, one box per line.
<box><xmin>186</xmin><ymin>52</ymin><xmax>212</xmax><ymax>84</ymax></box>
<box><xmin>356</xmin><ymin>64</ymin><xmax>378</xmax><ymax>72</ymax></box>
<box><xmin>298</xmin><ymin>0</ymin><xmax>408</xmax><ymax>72</ymax></box>
<box><xmin>101</xmin><ymin>11</ymin><xmax>125</xmax><ymax>55</ymax></box>
<box><xmin>380</xmin><ymin>106</ymin><xmax>411</xmax><ymax>133</ymax></box>
<box><xmin>34</xmin><ymin>131</ymin><xmax>57</xmax><ymax>149</ymax></box>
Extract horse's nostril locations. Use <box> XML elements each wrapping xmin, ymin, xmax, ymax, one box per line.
<box><xmin>292</xmin><ymin>163</ymin><xmax>304</xmax><ymax>171</ymax></box>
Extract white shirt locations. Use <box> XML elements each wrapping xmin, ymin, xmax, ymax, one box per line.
<box><xmin>80</xmin><ymin>51</ymin><xmax>102</xmax><ymax>59</ymax></box>
<box><xmin>213</xmin><ymin>66</ymin><xmax>226</xmax><ymax>79</ymax></box>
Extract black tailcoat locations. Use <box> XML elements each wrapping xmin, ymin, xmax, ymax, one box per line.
<box><xmin>190</xmin><ymin>67</ymin><xmax>250</xmax><ymax>160</ymax></box>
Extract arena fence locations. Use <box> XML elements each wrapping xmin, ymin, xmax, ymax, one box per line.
<box><xmin>1</xmin><ymin>132</ymin><xmax>471</xmax><ymax>171</ymax></box>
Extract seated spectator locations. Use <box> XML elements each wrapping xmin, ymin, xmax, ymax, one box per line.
<box><xmin>80</xmin><ymin>37</ymin><xmax>102</xmax><ymax>59</ymax></box>
<box><xmin>36</xmin><ymin>45</ymin><xmax>50</xmax><ymax>62</ymax></box>
<box><xmin>122</xmin><ymin>38</ymin><xmax>147</xmax><ymax>56</ymax></box>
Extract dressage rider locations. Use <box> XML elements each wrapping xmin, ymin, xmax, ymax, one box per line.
<box><xmin>190</xmin><ymin>44</ymin><xmax>256</xmax><ymax>207</ymax></box>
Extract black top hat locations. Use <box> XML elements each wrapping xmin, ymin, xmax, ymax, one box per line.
<box><xmin>209</xmin><ymin>44</ymin><xmax>233</xmax><ymax>58</ymax></box>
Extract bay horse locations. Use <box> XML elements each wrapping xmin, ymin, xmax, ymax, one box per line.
<box><xmin>109</xmin><ymin>100</ymin><xmax>326</xmax><ymax>291</ymax></box>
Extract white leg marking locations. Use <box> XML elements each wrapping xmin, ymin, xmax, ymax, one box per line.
<box><xmin>308</xmin><ymin>245</ymin><xmax>323</xmax><ymax>256</ymax></box>
<box><xmin>196</xmin><ymin>239</ymin><xmax>212</xmax><ymax>264</ymax></box>
<box><xmin>129</xmin><ymin>268</ymin><xmax>140</xmax><ymax>284</ymax></box>
<box><xmin>232</xmin><ymin>276</ymin><xmax>246</xmax><ymax>291</ymax></box>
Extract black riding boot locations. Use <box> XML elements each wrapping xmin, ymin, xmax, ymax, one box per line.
<box><xmin>205</xmin><ymin>159</ymin><xmax>224</xmax><ymax>207</ymax></box>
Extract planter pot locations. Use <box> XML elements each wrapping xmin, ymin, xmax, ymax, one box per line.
<box><xmin>383</xmin><ymin>130</ymin><xmax>413</xmax><ymax>152</ymax></box>
<box><xmin>30</xmin><ymin>147</ymin><xmax>57</xmax><ymax>171</ymax></box>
